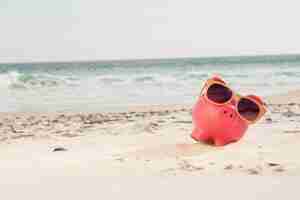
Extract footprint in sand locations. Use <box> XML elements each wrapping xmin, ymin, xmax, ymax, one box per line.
<box><xmin>11</xmin><ymin>134</ymin><xmax>34</xmax><ymax>139</ymax></box>
<box><xmin>266</xmin><ymin>162</ymin><xmax>285</xmax><ymax>173</ymax></box>
<box><xmin>61</xmin><ymin>133</ymin><xmax>80</xmax><ymax>138</ymax></box>
<box><xmin>247</xmin><ymin>168</ymin><xmax>260</xmax><ymax>175</ymax></box>
<box><xmin>273</xmin><ymin>167</ymin><xmax>285</xmax><ymax>172</ymax></box>
<box><xmin>130</xmin><ymin>122</ymin><xmax>160</xmax><ymax>135</ymax></box>
<box><xmin>177</xmin><ymin>159</ymin><xmax>204</xmax><ymax>172</ymax></box>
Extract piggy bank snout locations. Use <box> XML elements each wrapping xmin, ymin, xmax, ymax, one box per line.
<box><xmin>219</xmin><ymin>105</ymin><xmax>237</xmax><ymax>120</ymax></box>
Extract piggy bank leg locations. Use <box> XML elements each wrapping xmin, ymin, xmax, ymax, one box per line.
<box><xmin>191</xmin><ymin>128</ymin><xmax>210</xmax><ymax>143</ymax></box>
<box><xmin>214</xmin><ymin>138</ymin><xmax>228</xmax><ymax>146</ymax></box>
<box><xmin>214</xmin><ymin>138</ymin><xmax>236</xmax><ymax>146</ymax></box>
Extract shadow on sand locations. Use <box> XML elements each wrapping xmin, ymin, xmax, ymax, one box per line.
<box><xmin>126</xmin><ymin>142</ymin><xmax>220</xmax><ymax>160</ymax></box>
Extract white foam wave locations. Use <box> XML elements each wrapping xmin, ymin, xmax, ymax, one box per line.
<box><xmin>0</xmin><ymin>71</ymin><xmax>81</xmax><ymax>89</ymax></box>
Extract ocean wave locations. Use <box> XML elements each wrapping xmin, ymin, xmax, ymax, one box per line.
<box><xmin>0</xmin><ymin>71</ymin><xmax>80</xmax><ymax>89</ymax></box>
<box><xmin>134</xmin><ymin>76</ymin><xmax>155</xmax><ymax>83</ymax></box>
<box><xmin>182</xmin><ymin>72</ymin><xmax>208</xmax><ymax>80</ymax></box>
<box><xmin>216</xmin><ymin>73</ymin><xmax>250</xmax><ymax>78</ymax></box>
<box><xmin>0</xmin><ymin>71</ymin><xmax>25</xmax><ymax>89</ymax></box>
<box><xmin>98</xmin><ymin>76</ymin><xmax>125</xmax><ymax>84</ymax></box>
<box><xmin>98</xmin><ymin>75</ymin><xmax>177</xmax><ymax>85</ymax></box>
<box><xmin>274</xmin><ymin>71</ymin><xmax>300</xmax><ymax>77</ymax></box>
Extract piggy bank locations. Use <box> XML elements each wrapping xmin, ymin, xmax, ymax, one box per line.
<box><xmin>191</xmin><ymin>95</ymin><xmax>248</xmax><ymax>146</ymax></box>
<box><xmin>190</xmin><ymin>75</ymin><xmax>260</xmax><ymax>146</ymax></box>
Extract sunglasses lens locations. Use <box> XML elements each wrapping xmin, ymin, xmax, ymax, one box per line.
<box><xmin>237</xmin><ymin>98</ymin><xmax>260</xmax><ymax>121</ymax></box>
<box><xmin>206</xmin><ymin>83</ymin><xmax>233</xmax><ymax>104</ymax></box>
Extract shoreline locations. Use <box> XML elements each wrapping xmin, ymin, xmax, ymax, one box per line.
<box><xmin>3</xmin><ymin>88</ymin><xmax>300</xmax><ymax>116</ymax></box>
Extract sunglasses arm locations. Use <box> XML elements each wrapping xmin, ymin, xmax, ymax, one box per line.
<box><xmin>200</xmin><ymin>82</ymin><xmax>208</xmax><ymax>96</ymax></box>
<box><xmin>199</xmin><ymin>79</ymin><xmax>214</xmax><ymax>96</ymax></box>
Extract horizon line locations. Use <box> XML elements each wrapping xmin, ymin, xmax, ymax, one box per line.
<box><xmin>1</xmin><ymin>53</ymin><xmax>300</xmax><ymax>65</ymax></box>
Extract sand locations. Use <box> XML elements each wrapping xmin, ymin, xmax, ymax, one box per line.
<box><xmin>1</xmin><ymin>91</ymin><xmax>300</xmax><ymax>199</ymax></box>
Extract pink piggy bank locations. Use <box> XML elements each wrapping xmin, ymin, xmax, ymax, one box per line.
<box><xmin>191</xmin><ymin>76</ymin><xmax>265</xmax><ymax>146</ymax></box>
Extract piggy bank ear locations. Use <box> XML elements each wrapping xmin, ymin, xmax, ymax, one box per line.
<box><xmin>211</xmin><ymin>74</ymin><xmax>226</xmax><ymax>84</ymax></box>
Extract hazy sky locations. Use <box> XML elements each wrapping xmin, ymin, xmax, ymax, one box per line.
<box><xmin>1</xmin><ymin>0</ymin><xmax>300</xmax><ymax>62</ymax></box>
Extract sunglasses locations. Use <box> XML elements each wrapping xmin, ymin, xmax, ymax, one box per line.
<box><xmin>200</xmin><ymin>77</ymin><xmax>267</xmax><ymax>124</ymax></box>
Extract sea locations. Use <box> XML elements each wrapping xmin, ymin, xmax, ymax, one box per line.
<box><xmin>1</xmin><ymin>54</ymin><xmax>300</xmax><ymax>112</ymax></box>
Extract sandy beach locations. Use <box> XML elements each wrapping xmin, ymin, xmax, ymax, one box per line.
<box><xmin>0</xmin><ymin>90</ymin><xmax>300</xmax><ymax>178</ymax></box>
<box><xmin>0</xmin><ymin>90</ymin><xmax>299</xmax><ymax>200</ymax></box>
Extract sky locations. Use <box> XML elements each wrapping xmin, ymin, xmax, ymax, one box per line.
<box><xmin>0</xmin><ymin>0</ymin><xmax>300</xmax><ymax>62</ymax></box>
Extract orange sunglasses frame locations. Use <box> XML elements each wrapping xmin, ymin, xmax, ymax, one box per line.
<box><xmin>200</xmin><ymin>77</ymin><xmax>267</xmax><ymax>124</ymax></box>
